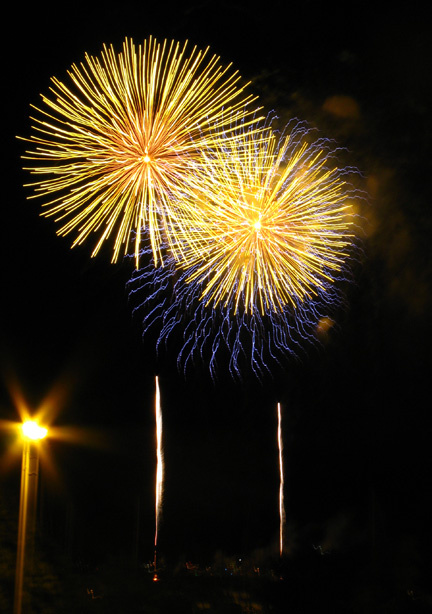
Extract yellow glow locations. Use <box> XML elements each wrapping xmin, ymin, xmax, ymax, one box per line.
<box><xmin>21</xmin><ymin>37</ymin><xmax>261</xmax><ymax>267</ymax></box>
<box><xmin>22</xmin><ymin>420</ymin><xmax>47</xmax><ymax>441</ymax></box>
<box><xmin>317</xmin><ymin>316</ymin><xmax>334</xmax><ymax>335</ymax></box>
<box><xmin>253</xmin><ymin>220</ymin><xmax>261</xmax><ymax>231</ymax></box>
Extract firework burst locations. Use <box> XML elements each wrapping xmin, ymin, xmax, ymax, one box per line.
<box><xmin>169</xmin><ymin>118</ymin><xmax>357</xmax><ymax>315</ymax></box>
<box><xmin>128</xmin><ymin>118</ymin><xmax>363</xmax><ymax>380</ymax></box>
<box><xmin>21</xmin><ymin>37</ymin><xmax>259</xmax><ymax>265</ymax></box>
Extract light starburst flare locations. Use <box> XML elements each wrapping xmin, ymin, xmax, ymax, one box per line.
<box><xmin>20</xmin><ymin>37</ymin><xmax>260</xmax><ymax>265</ymax></box>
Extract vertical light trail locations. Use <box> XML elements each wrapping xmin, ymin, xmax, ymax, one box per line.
<box><xmin>278</xmin><ymin>402</ymin><xmax>285</xmax><ymax>557</ymax></box>
<box><xmin>154</xmin><ymin>376</ymin><xmax>163</xmax><ymax>576</ymax></box>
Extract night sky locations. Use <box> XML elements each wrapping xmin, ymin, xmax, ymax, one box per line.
<box><xmin>1</xmin><ymin>0</ymin><xmax>431</xmax><ymax>602</ymax></box>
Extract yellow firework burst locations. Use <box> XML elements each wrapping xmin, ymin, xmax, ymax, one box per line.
<box><xmin>21</xmin><ymin>37</ymin><xmax>259</xmax><ymax>265</ymax></box>
<box><xmin>171</xmin><ymin>120</ymin><xmax>356</xmax><ymax>315</ymax></box>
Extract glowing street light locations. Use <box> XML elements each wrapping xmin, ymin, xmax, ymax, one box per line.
<box><xmin>21</xmin><ymin>420</ymin><xmax>47</xmax><ymax>441</ymax></box>
<box><xmin>14</xmin><ymin>420</ymin><xmax>48</xmax><ymax>614</ymax></box>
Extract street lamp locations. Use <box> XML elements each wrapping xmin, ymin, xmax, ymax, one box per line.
<box><xmin>14</xmin><ymin>420</ymin><xmax>48</xmax><ymax>614</ymax></box>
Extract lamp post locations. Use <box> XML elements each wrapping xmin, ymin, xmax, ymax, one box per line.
<box><xmin>14</xmin><ymin>420</ymin><xmax>47</xmax><ymax>614</ymax></box>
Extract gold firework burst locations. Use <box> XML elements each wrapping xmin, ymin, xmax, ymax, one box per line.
<box><xmin>171</xmin><ymin>121</ymin><xmax>356</xmax><ymax>315</ymax></box>
<box><xmin>21</xmin><ymin>37</ymin><xmax>259</xmax><ymax>265</ymax></box>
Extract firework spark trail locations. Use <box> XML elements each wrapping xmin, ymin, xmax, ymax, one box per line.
<box><xmin>20</xmin><ymin>37</ymin><xmax>260</xmax><ymax>266</ymax></box>
<box><xmin>154</xmin><ymin>376</ymin><xmax>163</xmax><ymax>570</ymax></box>
<box><xmin>127</xmin><ymin>118</ymin><xmax>363</xmax><ymax>380</ymax></box>
<box><xmin>278</xmin><ymin>402</ymin><xmax>285</xmax><ymax>557</ymax></box>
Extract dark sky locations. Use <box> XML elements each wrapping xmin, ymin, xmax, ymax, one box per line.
<box><xmin>1</xmin><ymin>1</ymin><xmax>431</xmax><ymax>575</ymax></box>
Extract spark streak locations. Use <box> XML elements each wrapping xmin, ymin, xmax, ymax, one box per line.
<box><xmin>154</xmin><ymin>376</ymin><xmax>163</xmax><ymax>575</ymax></box>
<box><xmin>277</xmin><ymin>402</ymin><xmax>285</xmax><ymax>557</ymax></box>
